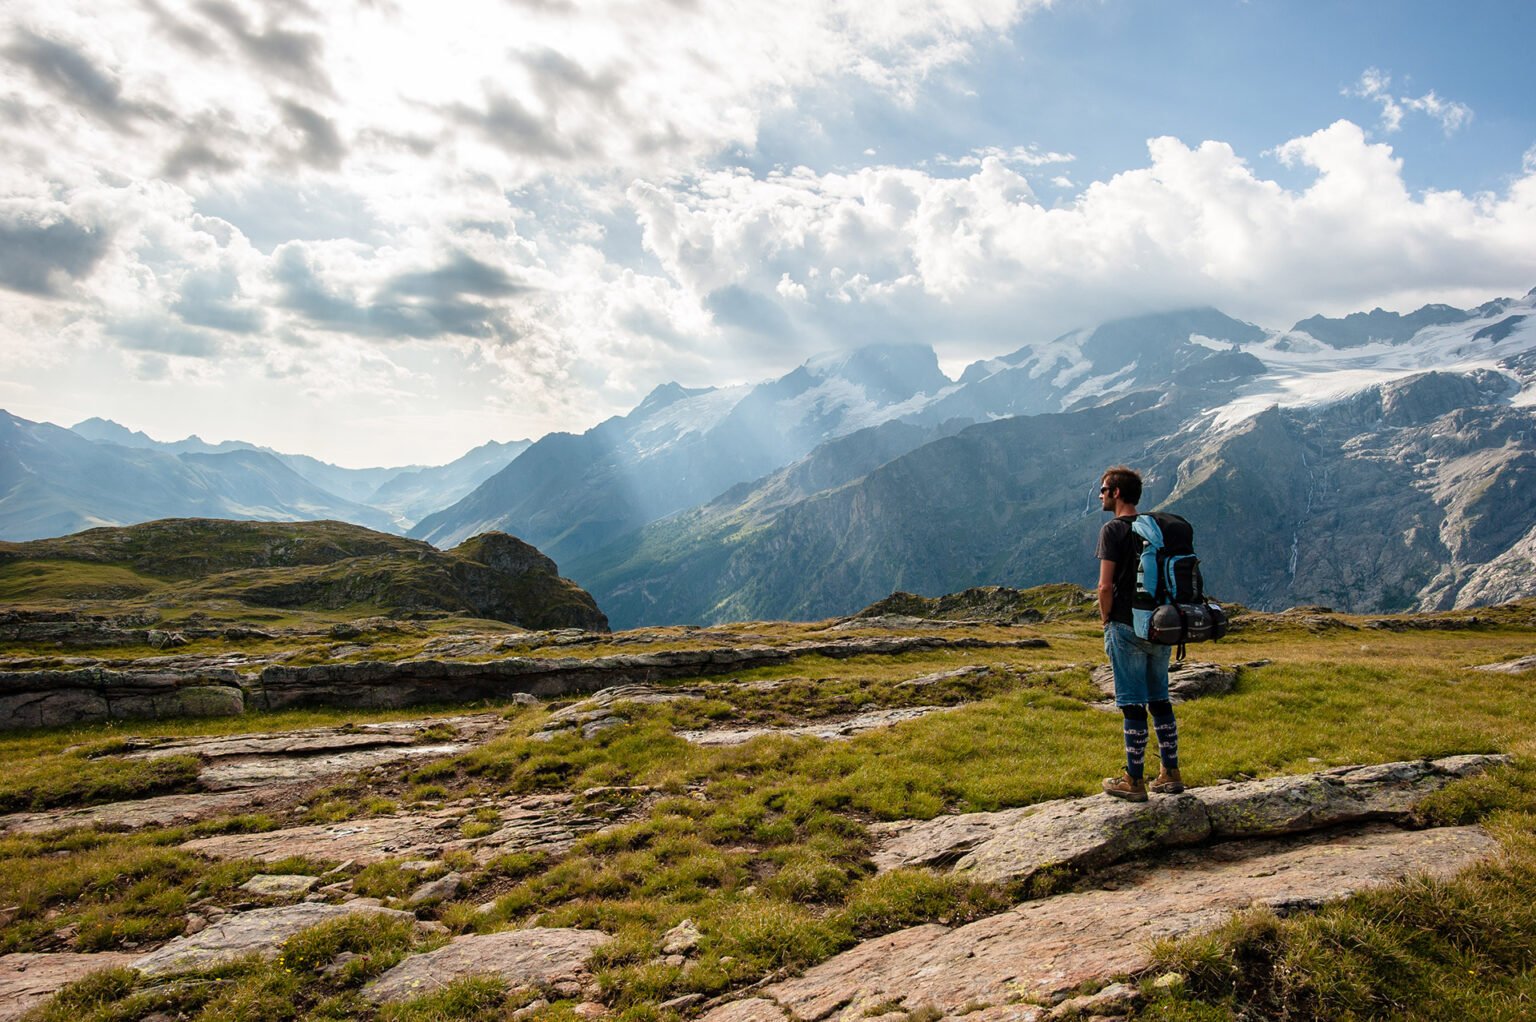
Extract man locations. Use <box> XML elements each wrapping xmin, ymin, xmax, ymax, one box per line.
<box><xmin>1096</xmin><ymin>466</ymin><xmax>1184</xmax><ymax>801</ymax></box>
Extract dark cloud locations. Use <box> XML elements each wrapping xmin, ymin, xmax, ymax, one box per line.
<box><xmin>706</xmin><ymin>284</ymin><xmax>793</xmax><ymax>339</ymax></box>
<box><xmin>382</xmin><ymin>252</ymin><xmax>525</xmax><ymax>300</ymax></box>
<box><xmin>0</xmin><ymin>215</ymin><xmax>111</xmax><ymax>296</ymax></box>
<box><xmin>274</xmin><ymin>248</ymin><xmax>529</xmax><ymax>340</ymax></box>
<box><xmin>2</xmin><ymin>28</ymin><xmax>165</xmax><ymax>131</ymax></box>
<box><xmin>279</xmin><ymin>100</ymin><xmax>345</xmax><ymax>169</ymax></box>
<box><xmin>522</xmin><ymin>47</ymin><xmax>624</xmax><ymax>104</ymax></box>
<box><xmin>172</xmin><ymin>268</ymin><xmax>267</xmax><ymax>334</ymax></box>
<box><xmin>449</xmin><ymin>90</ymin><xmax>576</xmax><ymax>159</ymax></box>
<box><xmin>139</xmin><ymin>0</ymin><xmax>221</xmax><ymax>55</ymax></box>
<box><xmin>109</xmin><ymin>317</ymin><xmax>223</xmax><ymax>358</ymax></box>
<box><xmin>195</xmin><ymin>0</ymin><xmax>330</xmax><ymax>92</ymax></box>
<box><xmin>163</xmin><ymin>136</ymin><xmax>244</xmax><ymax>179</ymax></box>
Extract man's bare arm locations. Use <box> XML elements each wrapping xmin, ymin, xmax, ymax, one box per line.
<box><xmin>1097</xmin><ymin>559</ymin><xmax>1116</xmax><ymax>625</ymax></box>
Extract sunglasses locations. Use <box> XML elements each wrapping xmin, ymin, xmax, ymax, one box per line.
<box><xmin>1099</xmin><ymin>485</ymin><xmax>1111</xmax><ymax>493</ymax></box>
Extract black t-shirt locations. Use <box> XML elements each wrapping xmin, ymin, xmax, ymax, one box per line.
<box><xmin>1096</xmin><ymin>515</ymin><xmax>1139</xmax><ymax>625</ymax></box>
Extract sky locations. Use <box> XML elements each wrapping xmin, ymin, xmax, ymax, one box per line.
<box><xmin>2</xmin><ymin>0</ymin><xmax>1535</xmax><ymax>467</ymax></box>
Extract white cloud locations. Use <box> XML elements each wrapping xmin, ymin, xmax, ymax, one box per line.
<box><xmin>629</xmin><ymin>120</ymin><xmax>1536</xmax><ymax>364</ymax></box>
<box><xmin>1347</xmin><ymin>67</ymin><xmax>1472</xmax><ymax>136</ymax></box>
<box><xmin>937</xmin><ymin>144</ymin><xmax>1076</xmax><ymax>169</ymax></box>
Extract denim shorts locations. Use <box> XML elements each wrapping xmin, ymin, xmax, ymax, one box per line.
<box><xmin>1104</xmin><ymin>621</ymin><xmax>1172</xmax><ymax>706</ymax></box>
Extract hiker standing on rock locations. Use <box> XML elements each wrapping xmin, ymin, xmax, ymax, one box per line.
<box><xmin>1095</xmin><ymin>466</ymin><xmax>1184</xmax><ymax>801</ymax></box>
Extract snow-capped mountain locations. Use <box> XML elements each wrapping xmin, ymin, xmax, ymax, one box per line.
<box><xmin>409</xmin><ymin>343</ymin><xmax>953</xmax><ymax>557</ymax></box>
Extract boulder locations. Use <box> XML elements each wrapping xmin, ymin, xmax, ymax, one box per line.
<box><xmin>406</xmin><ymin>872</ymin><xmax>463</xmax><ymax>907</ymax></box>
<box><xmin>130</xmin><ymin>903</ymin><xmax>414</xmax><ymax>977</ymax></box>
<box><xmin>362</xmin><ymin>928</ymin><xmax>611</xmax><ymax>1003</ymax></box>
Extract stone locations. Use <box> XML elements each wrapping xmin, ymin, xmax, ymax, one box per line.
<box><xmin>661</xmin><ymin>918</ymin><xmax>702</xmax><ymax>955</ymax></box>
<box><xmin>699</xmin><ymin>998</ymin><xmax>788</xmax><ymax>1022</ymax></box>
<box><xmin>661</xmin><ymin>993</ymin><xmax>705</xmax><ymax>1011</ymax></box>
<box><xmin>407</xmin><ymin>872</ymin><xmax>463</xmax><ymax>906</ymax></box>
<box><xmin>0</xmin><ymin>952</ymin><xmax>140</xmax><ymax>1022</ymax></box>
<box><xmin>513</xmin><ymin>999</ymin><xmax>551</xmax><ymax>1020</ymax></box>
<box><xmin>1471</xmin><ymin>654</ymin><xmax>1536</xmax><ymax>674</ymax></box>
<box><xmin>678</xmin><ymin>706</ymin><xmax>956</xmax><ymax>747</ymax></box>
<box><xmin>147</xmin><ymin>630</ymin><xmax>188</xmax><ymax>649</ymax></box>
<box><xmin>238</xmin><ymin>874</ymin><xmax>319</xmax><ymax>898</ymax></box>
<box><xmin>573</xmin><ymin>1002</ymin><xmax>610</xmax><ymax>1019</ymax></box>
<box><xmin>738</xmin><ymin>825</ymin><xmax>1497</xmax><ymax>1021</ymax></box>
<box><xmin>362</xmin><ymin>928</ymin><xmax>611</xmax><ymax>1003</ymax></box>
<box><xmin>897</xmin><ymin>665</ymin><xmax>991</xmax><ymax>688</ymax></box>
<box><xmin>870</xmin><ymin>755</ymin><xmax>1511</xmax><ymax>882</ymax></box>
<box><xmin>129</xmin><ymin>903</ymin><xmax>413</xmax><ymax>977</ymax></box>
<box><xmin>1048</xmin><ymin>982</ymin><xmax>1140</xmax><ymax>1019</ymax></box>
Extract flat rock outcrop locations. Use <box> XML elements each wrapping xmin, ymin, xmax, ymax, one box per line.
<box><xmin>250</xmin><ymin>637</ymin><xmax>1048</xmax><ymax>713</ymax></box>
<box><xmin>363</xmin><ymin>928</ymin><xmax>611</xmax><ymax>1003</ymax></box>
<box><xmin>677</xmin><ymin>706</ymin><xmax>955</xmax><ymax>747</ymax></box>
<box><xmin>871</xmin><ymin>755</ymin><xmax>1507</xmax><ymax>885</ymax></box>
<box><xmin>0</xmin><ymin>790</ymin><xmax>252</xmax><ymax>836</ymax></box>
<box><xmin>707</xmin><ymin>824</ymin><xmax>1497</xmax><ymax>1022</ymax></box>
<box><xmin>0</xmin><ymin>952</ymin><xmax>139</xmax><ymax>1022</ymax></box>
<box><xmin>1</xmin><ymin>636</ymin><xmax>1047</xmax><ymax>730</ymax></box>
<box><xmin>180</xmin><ymin>792</ymin><xmax>629</xmax><ymax>865</ymax></box>
<box><xmin>129</xmin><ymin>902</ymin><xmax>414</xmax><ymax>977</ymax></box>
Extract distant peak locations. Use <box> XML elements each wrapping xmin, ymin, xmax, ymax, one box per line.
<box><xmin>633</xmin><ymin>381</ymin><xmax>716</xmax><ymax>417</ymax></box>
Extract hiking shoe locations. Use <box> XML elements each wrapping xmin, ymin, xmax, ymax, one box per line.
<box><xmin>1102</xmin><ymin>773</ymin><xmax>1148</xmax><ymax>802</ymax></box>
<box><xmin>1150</xmin><ymin>768</ymin><xmax>1185</xmax><ymax>794</ymax></box>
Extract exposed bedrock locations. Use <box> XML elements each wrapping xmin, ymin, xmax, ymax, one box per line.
<box><xmin>0</xmin><ymin>635</ymin><xmax>1047</xmax><ymax>730</ymax></box>
<box><xmin>0</xmin><ymin>666</ymin><xmax>244</xmax><ymax>730</ymax></box>
<box><xmin>869</xmin><ymin>754</ymin><xmax>1508</xmax><ymax>885</ymax></box>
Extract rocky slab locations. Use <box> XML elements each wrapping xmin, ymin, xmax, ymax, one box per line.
<box><xmin>129</xmin><ymin>902</ymin><xmax>414</xmax><ymax>977</ymax></box>
<box><xmin>1471</xmin><ymin>654</ymin><xmax>1536</xmax><ymax>674</ymax></box>
<box><xmin>180</xmin><ymin>793</ymin><xmax>624</xmax><ymax>865</ymax></box>
<box><xmin>870</xmin><ymin>755</ymin><xmax>1508</xmax><ymax>885</ymax></box>
<box><xmin>362</xmin><ymin>928</ymin><xmax>611</xmax><ymax>1003</ymax></box>
<box><xmin>677</xmin><ymin>706</ymin><xmax>957</xmax><ymax>747</ymax></box>
<box><xmin>0</xmin><ymin>952</ymin><xmax>139</xmax><ymax>1022</ymax></box>
<box><xmin>0</xmin><ymin>790</ymin><xmax>252</xmax><ymax>836</ymax></box>
<box><xmin>250</xmin><ymin>637</ymin><xmax>1047</xmax><ymax>712</ymax></box>
<box><xmin>709</xmin><ymin>824</ymin><xmax>1497</xmax><ymax>1022</ymax></box>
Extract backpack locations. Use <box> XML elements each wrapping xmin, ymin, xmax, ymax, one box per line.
<box><xmin>1129</xmin><ymin>511</ymin><xmax>1228</xmax><ymax>658</ymax></box>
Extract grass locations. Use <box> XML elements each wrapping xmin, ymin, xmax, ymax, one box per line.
<box><xmin>5</xmin><ymin>607</ymin><xmax>1536</xmax><ymax>1019</ymax></box>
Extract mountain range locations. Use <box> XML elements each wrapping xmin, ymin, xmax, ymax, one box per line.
<box><xmin>6</xmin><ymin>289</ymin><xmax>1535</xmax><ymax>626</ymax></box>
<box><xmin>0</xmin><ymin>414</ymin><xmax>529</xmax><ymax>542</ymax></box>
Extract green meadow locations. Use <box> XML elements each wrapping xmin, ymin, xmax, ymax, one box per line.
<box><xmin>3</xmin><ymin>603</ymin><xmax>1536</xmax><ymax>1020</ymax></box>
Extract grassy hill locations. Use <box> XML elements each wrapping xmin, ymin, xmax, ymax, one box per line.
<box><xmin>0</xmin><ymin>518</ymin><xmax>608</xmax><ymax>632</ymax></box>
